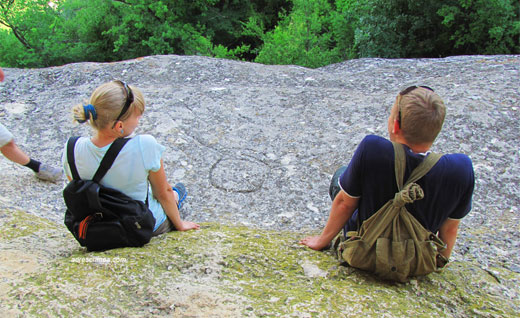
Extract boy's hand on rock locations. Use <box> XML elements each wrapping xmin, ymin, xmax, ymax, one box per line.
<box><xmin>299</xmin><ymin>236</ymin><xmax>329</xmax><ymax>251</ymax></box>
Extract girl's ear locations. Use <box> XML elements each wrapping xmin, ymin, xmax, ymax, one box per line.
<box><xmin>113</xmin><ymin>120</ymin><xmax>123</xmax><ymax>131</ymax></box>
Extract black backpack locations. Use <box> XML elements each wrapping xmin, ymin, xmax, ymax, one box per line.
<box><xmin>63</xmin><ymin>137</ymin><xmax>156</xmax><ymax>251</ymax></box>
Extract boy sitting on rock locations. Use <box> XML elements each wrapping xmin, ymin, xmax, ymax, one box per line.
<box><xmin>300</xmin><ymin>86</ymin><xmax>474</xmax><ymax>262</ymax></box>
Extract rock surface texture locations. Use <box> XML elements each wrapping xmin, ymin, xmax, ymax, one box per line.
<box><xmin>0</xmin><ymin>55</ymin><xmax>519</xmax><ymax>317</ymax></box>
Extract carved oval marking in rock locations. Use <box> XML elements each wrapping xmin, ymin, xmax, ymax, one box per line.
<box><xmin>209</xmin><ymin>158</ymin><xmax>267</xmax><ymax>193</ymax></box>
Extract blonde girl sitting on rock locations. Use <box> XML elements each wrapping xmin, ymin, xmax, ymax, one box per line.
<box><xmin>63</xmin><ymin>80</ymin><xmax>199</xmax><ymax>235</ymax></box>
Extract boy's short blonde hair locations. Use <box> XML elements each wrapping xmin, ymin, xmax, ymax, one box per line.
<box><xmin>399</xmin><ymin>87</ymin><xmax>446</xmax><ymax>145</ymax></box>
<box><xmin>72</xmin><ymin>81</ymin><xmax>145</xmax><ymax>130</ymax></box>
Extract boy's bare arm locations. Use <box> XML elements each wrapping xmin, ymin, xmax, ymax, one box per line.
<box><xmin>300</xmin><ymin>191</ymin><xmax>359</xmax><ymax>250</ymax></box>
<box><xmin>438</xmin><ymin>218</ymin><xmax>460</xmax><ymax>259</ymax></box>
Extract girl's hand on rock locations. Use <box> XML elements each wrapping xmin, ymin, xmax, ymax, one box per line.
<box><xmin>178</xmin><ymin>221</ymin><xmax>200</xmax><ymax>231</ymax></box>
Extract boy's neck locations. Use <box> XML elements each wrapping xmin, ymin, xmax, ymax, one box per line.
<box><xmin>393</xmin><ymin>135</ymin><xmax>432</xmax><ymax>154</ymax></box>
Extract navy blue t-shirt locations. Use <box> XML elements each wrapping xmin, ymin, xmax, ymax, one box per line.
<box><xmin>339</xmin><ymin>135</ymin><xmax>475</xmax><ymax>233</ymax></box>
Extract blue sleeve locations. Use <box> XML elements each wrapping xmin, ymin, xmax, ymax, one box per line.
<box><xmin>339</xmin><ymin>135</ymin><xmax>395</xmax><ymax>198</ymax></box>
<box><xmin>447</xmin><ymin>154</ymin><xmax>475</xmax><ymax>219</ymax></box>
<box><xmin>138</xmin><ymin>135</ymin><xmax>165</xmax><ymax>172</ymax></box>
<box><xmin>339</xmin><ymin>139</ymin><xmax>365</xmax><ymax>197</ymax></box>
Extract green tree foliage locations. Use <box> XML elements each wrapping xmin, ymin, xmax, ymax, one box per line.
<box><xmin>354</xmin><ymin>0</ymin><xmax>457</xmax><ymax>58</ymax></box>
<box><xmin>0</xmin><ymin>0</ymin><xmax>291</xmax><ymax>67</ymax></box>
<box><xmin>354</xmin><ymin>0</ymin><xmax>519</xmax><ymax>58</ymax></box>
<box><xmin>0</xmin><ymin>0</ymin><xmax>60</xmax><ymax>67</ymax></box>
<box><xmin>56</xmin><ymin>0</ymin><xmax>122</xmax><ymax>62</ymax></box>
<box><xmin>0</xmin><ymin>0</ymin><xmax>120</xmax><ymax>67</ymax></box>
<box><xmin>437</xmin><ymin>0</ymin><xmax>520</xmax><ymax>55</ymax></box>
<box><xmin>255</xmin><ymin>0</ymin><xmax>357</xmax><ymax>68</ymax></box>
<box><xmin>106</xmin><ymin>0</ymin><xmax>291</xmax><ymax>60</ymax></box>
<box><xmin>0</xmin><ymin>0</ymin><xmax>518</xmax><ymax>68</ymax></box>
<box><xmin>105</xmin><ymin>0</ymin><xmax>214</xmax><ymax>58</ymax></box>
<box><xmin>199</xmin><ymin>0</ymin><xmax>292</xmax><ymax>60</ymax></box>
<box><xmin>0</xmin><ymin>29</ymin><xmax>38</xmax><ymax>67</ymax></box>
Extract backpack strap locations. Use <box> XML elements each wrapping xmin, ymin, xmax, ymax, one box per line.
<box><xmin>405</xmin><ymin>152</ymin><xmax>442</xmax><ymax>185</ymax></box>
<box><xmin>92</xmin><ymin>138</ymin><xmax>131</xmax><ymax>183</ymax></box>
<box><xmin>352</xmin><ymin>144</ymin><xmax>442</xmax><ymax>247</ymax></box>
<box><xmin>392</xmin><ymin>142</ymin><xmax>442</xmax><ymax>190</ymax></box>
<box><xmin>67</xmin><ymin>137</ymin><xmax>81</xmax><ymax>180</ymax></box>
<box><xmin>67</xmin><ymin>137</ymin><xmax>130</xmax><ymax>182</ymax></box>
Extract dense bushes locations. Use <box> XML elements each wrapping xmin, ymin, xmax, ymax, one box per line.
<box><xmin>0</xmin><ymin>0</ymin><xmax>518</xmax><ymax>68</ymax></box>
<box><xmin>354</xmin><ymin>0</ymin><xmax>520</xmax><ymax>58</ymax></box>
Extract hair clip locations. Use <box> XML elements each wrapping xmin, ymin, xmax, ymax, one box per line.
<box><xmin>76</xmin><ymin>104</ymin><xmax>97</xmax><ymax>123</ymax></box>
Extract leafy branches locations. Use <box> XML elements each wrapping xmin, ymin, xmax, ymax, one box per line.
<box><xmin>437</xmin><ymin>0</ymin><xmax>520</xmax><ymax>55</ymax></box>
<box><xmin>353</xmin><ymin>0</ymin><xmax>519</xmax><ymax>58</ymax></box>
<box><xmin>255</xmin><ymin>0</ymin><xmax>356</xmax><ymax>68</ymax></box>
<box><xmin>0</xmin><ymin>0</ymin><xmax>51</xmax><ymax>50</ymax></box>
<box><xmin>0</xmin><ymin>0</ymin><xmax>518</xmax><ymax>68</ymax></box>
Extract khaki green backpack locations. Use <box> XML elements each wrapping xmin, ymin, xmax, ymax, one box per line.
<box><xmin>338</xmin><ymin>142</ymin><xmax>448</xmax><ymax>282</ymax></box>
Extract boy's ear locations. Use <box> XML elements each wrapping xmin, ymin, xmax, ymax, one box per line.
<box><xmin>392</xmin><ymin>119</ymin><xmax>400</xmax><ymax>134</ymax></box>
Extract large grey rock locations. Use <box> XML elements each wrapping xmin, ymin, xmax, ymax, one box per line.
<box><xmin>0</xmin><ymin>55</ymin><xmax>519</xmax><ymax>316</ymax></box>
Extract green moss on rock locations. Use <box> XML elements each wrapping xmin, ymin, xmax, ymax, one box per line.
<box><xmin>0</xmin><ymin>209</ymin><xmax>59</xmax><ymax>241</ymax></box>
<box><xmin>1</xmin><ymin>210</ymin><xmax>519</xmax><ymax>317</ymax></box>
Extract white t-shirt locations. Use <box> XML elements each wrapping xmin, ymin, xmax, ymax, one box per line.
<box><xmin>0</xmin><ymin>122</ymin><xmax>14</xmax><ymax>147</ymax></box>
<box><xmin>62</xmin><ymin>135</ymin><xmax>167</xmax><ymax>230</ymax></box>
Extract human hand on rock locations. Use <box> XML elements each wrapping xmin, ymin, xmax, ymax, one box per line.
<box><xmin>178</xmin><ymin>220</ymin><xmax>200</xmax><ymax>231</ymax></box>
<box><xmin>299</xmin><ymin>235</ymin><xmax>329</xmax><ymax>251</ymax></box>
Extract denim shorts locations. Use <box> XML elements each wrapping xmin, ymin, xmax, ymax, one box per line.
<box><xmin>152</xmin><ymin>218</ymin><xmax>176</xmax><ymax>236</ymax></box>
